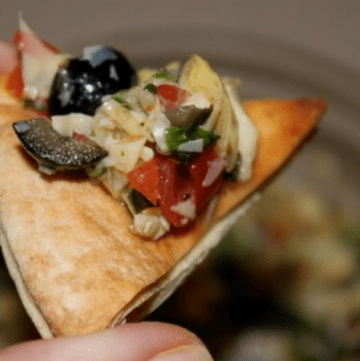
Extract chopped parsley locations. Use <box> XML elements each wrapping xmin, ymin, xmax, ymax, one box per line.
<box><xmin>88</xmin><ymin>167</ymin><xmax>107</xmax><ymax>178</ymax></box>
<box><xmin>113</xmin><ymin>95</ymin><xmax>132</xmax><ymax>110</ymax></box>
<box><xmin>144</xmin><ymin>83</ymin><xmax>157</xmax><ymax>94</ymax></box>
<box><xmin>154</xmin><ymin>72</ymin><xmax>177</xmax><ymax>82</ymax></box>
<box><xmin>166</xmin><ymin>126</ymin><xmax>219</xmax><ymax>162</ymax></box>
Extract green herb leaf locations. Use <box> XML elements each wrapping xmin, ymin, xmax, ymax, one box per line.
<box><xmin>144</xmin><ymin>83</ymin><xmax>157</xmax><ymax>94</ymax></box>
<box><xmin>154</xmin><ymin>72</ymin><xmax>177</xmax><ymax>81</ymax></box>
<box><xmin>166</xmin><ymin>126</ymin><xmax>219</xmax><ymax>158</ymax></box>
<box><xmin>88</xmin><ymin>167</ymin><xmax>107</xmax><ymax>178</ymax></box>
<box><xmin>113</xmin><ymin>95</ymin><xmax>132</xmax><ymax>110</ymax></box>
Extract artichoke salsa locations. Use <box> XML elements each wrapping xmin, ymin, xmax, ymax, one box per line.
<box><xmin>10</xmin><ymin>19</ymin><xmax>259</xmax><ymax>239</ymax></box>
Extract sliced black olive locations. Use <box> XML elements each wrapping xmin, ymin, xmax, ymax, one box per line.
<box><xmin>49</xmin><ymin>46</ymin><xmax>136</xmax><ymax>116</ymax></box>
<box><xmin>165</xmin><ymin>105</ymin><xmax>212</xmax><ymax>128</ymax></box>
<box><xmin>13</xmin><ymin>118</ymin><xmax>108</xmax><ymax>173</ymax></box>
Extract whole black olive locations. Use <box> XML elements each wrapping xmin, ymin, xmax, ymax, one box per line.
<box><xmin>49</xmin><ymin>46</ymin><xmax>136</xmax><ymax>116</ymax></box>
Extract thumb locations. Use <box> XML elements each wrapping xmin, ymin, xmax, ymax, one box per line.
<box><xmin>0</xmin><ymin>321</ymin><xmax>214</xmax><ymax>361</ymax></box>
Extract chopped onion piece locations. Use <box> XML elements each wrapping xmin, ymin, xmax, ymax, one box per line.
<box><xmin>202</xmin><ymin>157</ymin><xmax>226</xmax><ymax>187</ymax></box>
<box><xmin>92</xmin><ymin>113</ymin><xmax>116</xmax><ymax>145</ymax></box>
<box><xmin>204</xmin><ymin>195</ymin><xmax>219</xmax><ymax>224</ymax></box>
<box><xmin>97</xmin><ymin>155</ymin><xmax>116</xmax><ymax>168</ymax></box>
<box><xmin>129</xmin><ymin>110</ymin><xmax>147</xmax><ymax>125</ymax></box>
<box><xmin>93</xmin><ymin>128</ymin><xmax>114</xmax><ymax>147</ymax></box>
<box><xmin>132</xmin><ymin>213</ymin><xmax>170</xmax><ymax>240</ymax></box>
<box><xmin>100</xmin><ymin>98</ymin><xmax>149</xmax><ymax>136</ymax></box>
<box><xmin>170</xmin><ymin>198</ymin><xmax>196</xmax><ymax>220</ymax></box>
<box><xmin>52</xmin><ymin>113</ymin><xmax>93</xmax><ymax>137</ymax></box>
<box><xmin>150</xmin><ymin>113</ymin><xmax>171</xmax><ymax>154</ymax></box>
<box><xmin>182</xmin><ymin>92</ymin><xmax>211</xmax><ymax>109</ymax></box>
<box><xmin>95</xmin><ymin>114</ymin><xmax>114</xmax><ymax>129</ymax></box>
<box><xmin>152</xmin><ymin>78</ymin><xmax>177</xmax><ymax>87</ymax></box>
<box><xmin>111</xmin><ymin>169</ymin><xmax>129</xmax><ymax>196</ymax></box>
<box><xmin>101</xmin><ymin>97</ymin><xmax>120</xmax><ymax>113</ymax></box>
<box><xmin>106</xmin><ymin>136</ymin><xmax>147</xmax><ymax>173</ymax></box>
<box><xmin>100</xmin><ymin>168</ymin><xmax>128</xmax><ymax>199</ymax></box>
<box><xmin>165</xmin><ymin>60</ymin><xmax>181</xmax><ymax>75</ymax></box>
<box><xmin>20</xmin><ymin>16</ymin><xmax>71</xmax><ymax>100</ymax></box>
<box><xmin>141</xmin><ymin>146</ymin><xmax>154</xmax><ymax>161</ymax></box>
<box><xmin>177</xmin><ymin>138</ymin><xmax>204</xmax><ymax>153</ymax></box>
<box><xmin>137</xmin><ymin>68</ymin><xmax>157</xmax><ymax>83</ymax></box>
<box><xmin>223</xmin><ymin>77</ymin><xmax>259</xmax><ymax>182</ymax></box>
<box><xmin>138</xmin><ymin>87</ymin><xmax>156</xmax><ymax>111</ymax></box>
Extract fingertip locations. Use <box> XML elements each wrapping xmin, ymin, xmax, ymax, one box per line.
<box><xmin>0</xmin><ymin>322</ymin><xmax>213</xmax><ymax>361</ymax></box>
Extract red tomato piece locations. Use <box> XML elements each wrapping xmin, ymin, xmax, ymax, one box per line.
<box><xmin>6</xmin><ymin>64</ymin><xmax>23</xmax><ymax>98</ymax></box>
<box><xmin>12</xmin><ymin>30</ymin><xmax>22</xmax><ymax>48</ymax></box>
<box><xmin>6</xmin><ymin>31</ymin><xmax>24</xmax><ymax>97</ymax></box>
<box><xmin>155</xmin><ymin>154</ymin><xmax>194</xmax><ymax>227</ymax></box>
<box><xmin>127</xmin><ymin>148</ymin><xmax>224</xmax><ymax>228</ymax></box>
<box><xmin>127</xmin><ymin>158</ymin><xmax>160</xmax><ymax>205</ymax></box>
<box><xmin>189</xmin><ymin>147</ymin><xmax>224</xmax><ymax>212</ymax></box>
<box><xmin>157</xmin><ymin>84</ymin><xmax>187</xmax><ymax>111</ymax></box>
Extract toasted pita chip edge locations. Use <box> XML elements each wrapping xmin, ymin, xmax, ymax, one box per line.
<box><xmin>0</xmin><ymin>94</ymin><xmax>327</xmax><ymax>338</ymax></box>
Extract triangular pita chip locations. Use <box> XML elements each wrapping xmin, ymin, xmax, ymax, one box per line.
<box><xmin>0</xmin><ymin>74</ymin><xmax>327</xmax><ymax>337</ymax></box>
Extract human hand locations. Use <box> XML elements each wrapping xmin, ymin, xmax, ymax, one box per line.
<box><xmin>0</xmin><ymin>322</ymin><xmax>213</xmax><ymax>361</ymax></box>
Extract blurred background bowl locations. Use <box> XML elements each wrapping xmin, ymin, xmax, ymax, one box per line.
<box><xmin>0</xmin><ymin>1</ymin><xmax>360</xmax><ymax>360</ymax></box>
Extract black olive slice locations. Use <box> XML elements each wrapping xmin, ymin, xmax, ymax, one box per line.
<box><xmin>13</xmin><ymin>118</ymin><xmax>108</xmax><ymax>173</ymax></box>
<box><xmin>165</xmin><ymin>105</ymin><xmax>212</xmax><ymax>128</ymax></box>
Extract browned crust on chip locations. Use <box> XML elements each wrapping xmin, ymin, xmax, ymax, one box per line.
<box><xmin>0</xmin><ymin>76</ymin><xmax>327</xmax><ymax>337</ymax></box>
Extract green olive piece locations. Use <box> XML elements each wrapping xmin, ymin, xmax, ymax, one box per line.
<box><xmin>165</xmin><ymin>105</ymin><xmax>212</xmax><ymax>128</ymax></box>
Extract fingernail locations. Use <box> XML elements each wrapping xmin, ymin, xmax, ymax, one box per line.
<box><xmin>149</xmin><ymin>344</ymin><xmax>214</xmax><ymax>361</ymax></box>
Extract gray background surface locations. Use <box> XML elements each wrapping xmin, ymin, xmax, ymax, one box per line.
<box><xmin>0</xmin><ymin>0</ymin><xmax>359</xmax><ymax>73</ymax></box>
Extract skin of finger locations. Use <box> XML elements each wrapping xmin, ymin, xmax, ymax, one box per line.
<box><xmin>0</xmin><ymin>322</ymin><xmax>208</xmax><ymax>361</ymax></box>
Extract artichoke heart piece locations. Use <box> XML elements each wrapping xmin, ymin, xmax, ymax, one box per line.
<box><xmin>13</xmin><ymin>118</ymin><xmax>108</xmax><ymax>173</ymax></box>
<box><xmin>178</xmin><ymin>55</ymin><xmax>223</xmax><ymax>106</ymax></box>
<box><xmin>178</xmin><ymin>54</ymin><xmax>239</xmax><ymax>172</ymax></box>
<box><xmin>100</xmin><ymin>98</ymin><xmax>150</xmax><ymax>137</ymax></box>
<box><xmin>215</xmin><ymin>90</ymin><xmax>239</xmax><ymax>172</ymax></box>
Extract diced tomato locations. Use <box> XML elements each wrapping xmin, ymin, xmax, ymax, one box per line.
<box><xmin>7</xmin><ymin>64</ymin><xmax>23</xmax><ymax>98</ymax></box>
<box><xmin>127</xmin><ymin>158</ymin><xmax>160</xmax><ymax>205</ymax></box>
<box><xmin>12</xmin><ymin>30</ymin><xmax>22</xmax><ymax>48</ymax></box>
<box><xmin>5</xmin><ymin>31</ymin><xmax>23</xmax><ymax>97</ymax></box>
<box><xmin>127</xmin><ymin>147</ymin><xmax>224</xmax><ymax>228</ymax></box>
<box><xmin>155</xmin><ymin>154</ymin><xmax>195</xmax><ymax>227</ymax></box>
<box><xmin>157</xmin><ymin>84</ymin><xmax>187</xmax><ymax>111</ymax></box>
<box><xmin>189</xmin><ymin>147</ymin><xmax>224</xmax><ymax>212</ymax></box>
